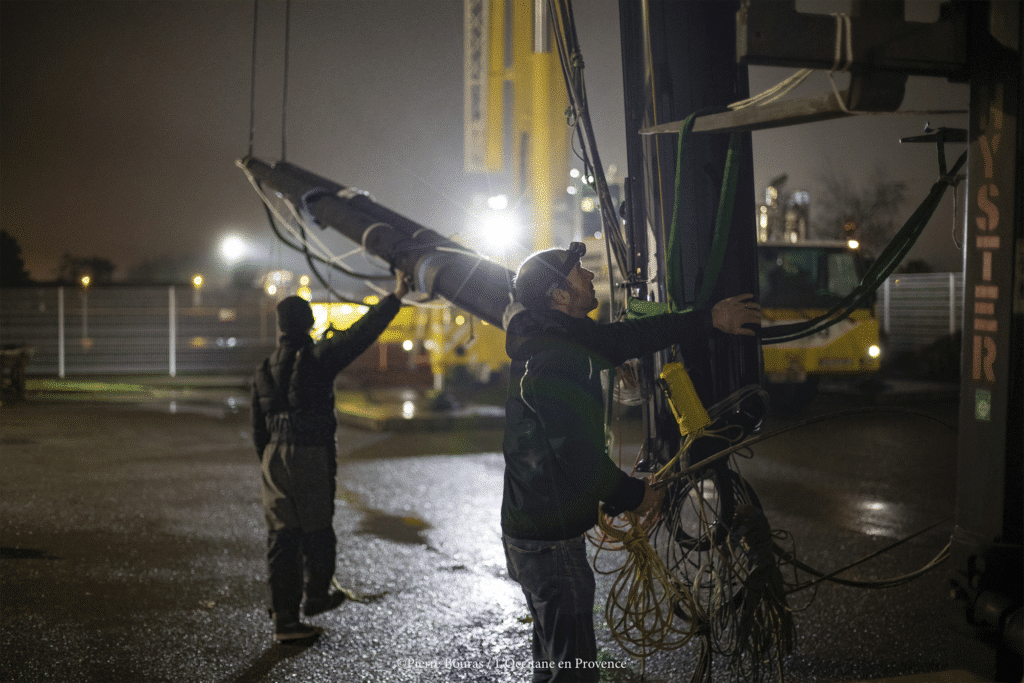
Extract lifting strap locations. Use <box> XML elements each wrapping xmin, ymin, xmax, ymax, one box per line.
<box><xmin>664</xmin><ymin>109</ymin><xmax>741</xmax><ymax>314</ymax></box>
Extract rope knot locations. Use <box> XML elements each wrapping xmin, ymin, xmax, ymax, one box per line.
<box><xmin>621</xmin><ymin>525</ymin><xmax>648</xmax><ymax>554</ymax></box>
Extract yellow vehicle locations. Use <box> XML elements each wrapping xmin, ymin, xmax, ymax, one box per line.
<box><xmin>758</xmin><ymin>240</ymin><xmax>882</xmax><ymax>412</ymax></box>
<box><xmin>309</xmin><ymin>298</ymin><xmax>507</xmax><ymax>388</ymax></box>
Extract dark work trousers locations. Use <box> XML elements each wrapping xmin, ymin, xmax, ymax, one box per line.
<box><xmin>503</xmin><ymin>534</ymin><xmax>600</xmax><ymax>683</ymax></box>
<box><xmin>261</xmin><ymin>437</ymin><xmax>337</xmax><ymax>623</ymax></box>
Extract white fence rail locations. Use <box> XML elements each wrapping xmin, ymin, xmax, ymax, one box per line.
<box><xmin>878</xmin><ymin>272</ymin><xmax>964</xmax><ymax>354</ymax></box>
<box><xmin>2</xmin><ymin>274</ymin><xmax>965</xmax><ymax>377</ymax></box>
<box><xmin>0</xmin><ymin>285</ymin><xmax>276</xmax><ymax>377</ymax></box>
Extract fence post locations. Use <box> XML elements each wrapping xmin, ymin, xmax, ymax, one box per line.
<box><xmin>58</xmin><ymin>286</ymin><xmax>65</xmax><ymax>378</ymax></box>
<box><xmin>882</xmin><ymin>277</ymin><xmax>891</xmax><ymax>335</ymax></box>
<box><xmin>948</xmin><ymin>272</ymin><xmax>957</xmax><ymax>336</ymax></box>
<box><xmin>169</xmin><ymin>286</ymin><xmax>176</xmax><ymax>378</ymax></box>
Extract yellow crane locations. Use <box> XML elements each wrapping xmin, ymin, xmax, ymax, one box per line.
<box><xmin>417</xmin><ymin>0</ymin><xmax>571</xmax><ymax>387</ymax></box>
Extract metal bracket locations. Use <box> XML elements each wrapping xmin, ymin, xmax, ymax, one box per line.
<box><xmin>737</xmin><ymin>0</ymin><xmax>968</xmax><ymax>79</ymax></box>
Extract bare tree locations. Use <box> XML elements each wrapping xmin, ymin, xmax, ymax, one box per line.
<box><xmin>57</xmin><ymin>254</ymin><xmax>116</xmax><ymax>285</ymax></box>
<box><xmin>0</xmin><ymin>231</ymin><xmax>32</xmax><ymax>286</ymax></box>
<box><xmin>811</xmin><ymin>163</ymin><xmax>908</xmax><ymax>258</ymax></box>
<box><xmin>125</xmin><ymin>254</ymin><xmax>203</xmax><ymax>285</ymax></box>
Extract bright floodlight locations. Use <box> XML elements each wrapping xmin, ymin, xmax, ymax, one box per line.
<box><xmin>487</xmin><ymin>194</ymin><xmax>509</xmax><ymax>211</ymax></box>
<box><xmin>481</xmin><ymin>211</ymin><xmax>517</xmax><ymax>248</ymax></box>
<box><xmin>220</xmin><ymin>235</ymin><xmax>247</xmax><ymax>263</ymax></box>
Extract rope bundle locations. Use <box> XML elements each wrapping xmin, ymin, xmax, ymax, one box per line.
<box><xmin>595</xmin><ymin>509</ymin><xmax>701</xmax><ymax>659</ymax></box>
<box><xmin>594</xmin><ymin>466</ymin><xmax>795</xmax><ymax>682</ymax></box>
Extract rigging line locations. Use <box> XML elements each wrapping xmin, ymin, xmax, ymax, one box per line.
<box><xmin>298</xmin><ymin>220</ymin><xmax>359</xmax><ymax>304</ymax></box>
<box><xmin>550</xmin><ymin>0</ymin><xmax>629</xmax><ymax>279</ymax></box>
<box><xmin>292</xmin><ymin>188</ymin><xmax>424</xmax><ymax>278</ymax></box>
<box><xmin>729</xmin><ymin>69</ymin><xmax>812</xmax><ymax>110</ymax></box>
<box><xmin>256</xmin><ymin>187</ymin><xmax>387</xmax><ymax>284</ymax></box>
<box><xmin>291</xmin><ymin>190</ymin><xmax>354</xmax><ymax>263</ymax></box>
<box><xmin>639</xmin><ymin>1</ymin><xmax>669</xmax><ymax>268</ymax></box>
<box><xmin>248</xmin><ymin>0</ymin><xmax>259</xmax><ymax>156</ymax></box>
<box><xmin>272</xmin><ymin>187</ymin><xmax>336</xmax><ymax>262</ymax></box>
<box><xmin>779</xmin><ymin>518</ymin><xmax>952</xmax><ymax>593</ymax></box>
<box><xmin>245</xmin><ymin>172</ymin><xmax>391</xmax><ymax>280</ymax></box>
<box><xmin>281</xmin><ymin>0</ymin><xmax>291</xmax><ymax>161</ymax></box>
<box><xmin>653</xmin><ymin>406</ymin><xmax>957</xmax><ymax>488</ymax></box>
<box><xmin>762</xmin><ymin>149</ymin><xmax>967</xmax><ymax>343</ymax></box>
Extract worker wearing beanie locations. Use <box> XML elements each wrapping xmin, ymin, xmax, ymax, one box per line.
<box><xmin>500</xmin><ymin>243</ymin><xmax>760</xmax><ymax>680</ymax></box>
<box><xmin>251</xmin><ymin>270</ymin><xmax>409</xmax><ymax>641</ymax></box>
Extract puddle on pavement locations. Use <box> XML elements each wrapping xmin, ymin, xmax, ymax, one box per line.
<box><xmin>338</xmin><ymin>487</ymin><xmax>433</xmax><ymax>548</ymax></box>
<box><xmin>135</xmin><ymin>396</ymin><xmax>246</xmax><ymax>419</ymax></box>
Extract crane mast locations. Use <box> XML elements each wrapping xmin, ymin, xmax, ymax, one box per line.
<box><xmin>463</xmin><ymin>0</ymin><xmax>570</xmax><ymax>256</ymax></box>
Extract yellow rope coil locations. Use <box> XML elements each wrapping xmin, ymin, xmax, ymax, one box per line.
<box><xmin>595</xmin><ymin>509</ymin><xmax>701</xmax><ymax>658</ymax></box>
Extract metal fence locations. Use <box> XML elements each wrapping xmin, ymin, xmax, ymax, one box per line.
<box><xmin>1</xmin><ymin>273</ymin><xmax>964</xmax><ymax>377</ymax></box>
<box><xmin>878</xmin><ymin>272</ymin><xmax>964</xmax><ymax>353</ymax></box>
<box><xmin>0</xmin><ymin>285</ymin><xmax>278</xmax><ymax>377</ymax></box>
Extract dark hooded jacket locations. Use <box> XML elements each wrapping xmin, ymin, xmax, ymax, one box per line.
<box><xmin>500</xmin><ymin>303</ymin><xmax>713</xmax><ymax>541</ymax></box>
<box><xmin>251</xmin><ymin>294</ymin><xmax>401</xmax><ymax>455</ymax></box>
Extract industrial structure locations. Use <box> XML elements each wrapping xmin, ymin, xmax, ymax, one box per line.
<box><xmin>238</xmin><ymin>1</ymin><xmax>1020</xmax><ymax>679</ymax></box>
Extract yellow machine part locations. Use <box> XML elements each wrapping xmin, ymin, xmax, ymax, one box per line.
<box><xmin>659</xmin><ymin>362</ymin><xmax>711</xmax><ymax>437</ymax></box>
<box><xmin>761</xmin><ymin>309</ymin><xmax>881</xmax><ymax>380</ymax></box>
<box><xmin>310</xmin><ymin>300</ymin><xmax>509</xmax><ymax>381</ymax></box>
<box><xmin>423</xmin><ymin>304</ymin><xmax>507</xmax><ymax>381</ymax></box>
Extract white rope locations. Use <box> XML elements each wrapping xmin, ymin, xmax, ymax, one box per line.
<box><xmin>828</xmin><ymin>13</ymin><xmax>856</xmax><ymax>114</ymax></box>
<box><xmin>731</xmin><ymin>13</ymin><xmax>965</xmax><ymax>120</ymax></box>
<box><xmin>729</xmin><ymin>69</ymin><xmax>813</xmax><ymax>110</ymax></box>
<box><xmin>244</xmin><ymin>170</ymin><xmax>333</xmax><ymax>262</ymax></box>
<box><xmin>243</xmin><ymin>168</ymin><xmax>398</xmax><ymax>292</ymax></box>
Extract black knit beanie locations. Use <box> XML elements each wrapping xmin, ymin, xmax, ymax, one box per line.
<box><xmin>276</xmin><ymin>296</ymin><xmax>314</xmax><ymax>333</ymax></box>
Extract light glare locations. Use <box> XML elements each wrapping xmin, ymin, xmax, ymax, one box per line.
<box><xmin>221</xmin><ymin>235</ymin><xmax>247</xmax><ymax>263</ymax></box>
<box><xmin>487</xmin><ymin>194</ymin><xmax>509</xmax><ymax>211</ymax></box>
<box><xmin>481</xmin><ymin>211</ymin><xmax>517</xmax><ymax>248</ymax></box>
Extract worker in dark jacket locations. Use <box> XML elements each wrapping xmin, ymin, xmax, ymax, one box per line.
<box><xmin>501</xmin><ymin>242</ymin><xmax>759</xmax><ymax>680</ymax></box>
<box><xmin>251</xmin><ymin>271</ymin><xmax>408</xmax><ymax>641</ymax></box>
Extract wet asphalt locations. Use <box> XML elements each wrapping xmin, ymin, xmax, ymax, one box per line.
<box><xmin>0</xmin><ymin>379</ymin><xmax>968</xmax><ymax>683</ymax></box>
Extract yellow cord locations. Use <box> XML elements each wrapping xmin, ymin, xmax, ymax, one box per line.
<box><xmin>595</xmin><ymin>508</ymin><xmax>701</xmax><ymax>658</ymax></box>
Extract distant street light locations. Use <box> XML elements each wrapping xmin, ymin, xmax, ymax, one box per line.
<box><xmin>79</xmin><ymin>275</ymin><xmax>90</xmax><ymax>345</ymax></box>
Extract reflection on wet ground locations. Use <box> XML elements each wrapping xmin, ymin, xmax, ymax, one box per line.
<box><xmin>1</xmin><ymin>382</ymin><xmax>974</xmax><ymax>682</ymax></box>
<box><xmin>338</xmin><ymin>486</ymin><xmax>434</xmax><ymax>548</ymax></box>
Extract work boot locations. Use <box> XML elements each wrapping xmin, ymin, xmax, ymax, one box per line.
<box><xmin>303</xmin><ymin>590</ymin><xmax>346</xmax><ymax>617</ymax></box>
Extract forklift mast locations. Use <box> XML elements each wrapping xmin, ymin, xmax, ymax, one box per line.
<box><xmin>729</xmin><ymin>1</ymin><xmax>1022</xmax><ymax>678</ymax></box>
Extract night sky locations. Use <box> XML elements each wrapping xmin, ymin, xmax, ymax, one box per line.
<box><xmin>1</xmin><ymin>1</ymin><xmax>968</xmax><ymax>286</ymax></box>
